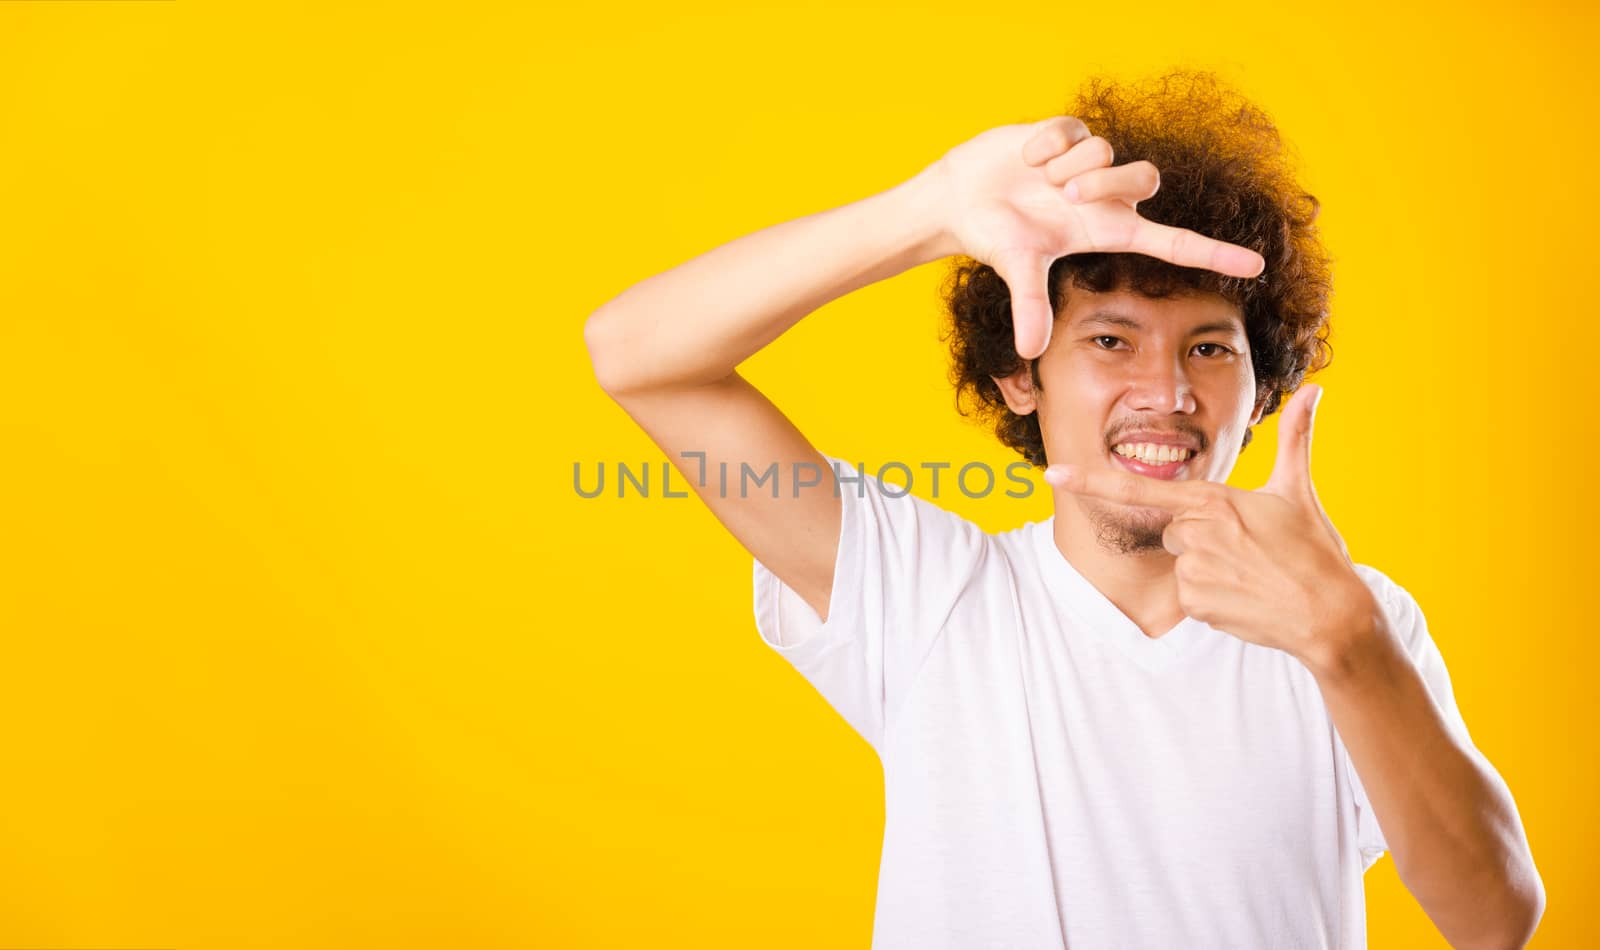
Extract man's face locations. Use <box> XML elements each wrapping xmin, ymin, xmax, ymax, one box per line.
<box><xmin>994</xmin><ymin>286</ymin><xmax>1267</xmax><ymax>555</ymax></box>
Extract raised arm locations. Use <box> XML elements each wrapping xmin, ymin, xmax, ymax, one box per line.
<box><xmin>582</xmin><ymin>116</ymin><xmax>1267</xmax><ymax>623</ymax></box>
<box><xmin>582</xmin><ymin>170</ymin><xmax>952</xmax><ymax>623</ymax></box>
<box><xmin>585</xmin><ymin>171</ymin><xmax>951</xmax><ymax>398</ymax></box>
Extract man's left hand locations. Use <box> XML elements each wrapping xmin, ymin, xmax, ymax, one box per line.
<box><xmin>1043</xmin><ymin>384</ymin><xmax>1379</xmax><ymax>670</ymax></box>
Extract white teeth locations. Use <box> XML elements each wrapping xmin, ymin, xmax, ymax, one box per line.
<box><xmin>1114</xmin><ymin>442</ymin><xmax>1194</xmax><ymax>464</ymax></box>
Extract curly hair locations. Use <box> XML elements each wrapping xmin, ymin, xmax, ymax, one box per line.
<box><xmin>939</xmin><ymin>68</ymin><xmax>1334</xmax><ymax>468</ymax></box>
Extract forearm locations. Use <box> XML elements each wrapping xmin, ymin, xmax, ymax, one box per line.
<box><xmin>1308</xmin><ymin>618</ymin><xmax>1544</xmax><ymax>949</ymax></box>
<box><xmin>583</xmin><ymin>166</ymin><xmax>954</xmax><ymax>395</ymax></box>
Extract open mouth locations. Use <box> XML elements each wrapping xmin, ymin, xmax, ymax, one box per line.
<box><xmin>1108</xmin><ymin>444</ymin><xmax>1197</xmax><ymax>481</ymax></box>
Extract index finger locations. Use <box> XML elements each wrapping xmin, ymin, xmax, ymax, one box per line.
<box><xmin>1128</xmin><ymin>219</ymin><xmax>1266</xmax><ymax>279</ymax></box>
<box><xmin>1022</xmin><ymin>116</ymin><xmax>1092</xmax><ymax>167</ymax></box>
<box><xmin>1044</xmin><ymin>462</ymin><xmax>1212</xmax><ymax>512</ymax></box>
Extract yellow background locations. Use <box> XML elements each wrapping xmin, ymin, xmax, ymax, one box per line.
<box><xmin>0</xmin><ymin>1</ymin><xmax>1591</xmax><ymax>947</ymax></box>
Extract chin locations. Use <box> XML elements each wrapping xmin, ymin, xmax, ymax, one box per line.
<box><xmin>1081</xmin><ymin>498</ymin><xmax>1173</xmax><ymax>555</ymax></box>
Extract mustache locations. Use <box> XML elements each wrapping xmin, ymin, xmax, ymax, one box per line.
<box><xmin>1106</xmin><ymin>427</ymin><xmax>1207</xmax><ymax>451</ymax></box>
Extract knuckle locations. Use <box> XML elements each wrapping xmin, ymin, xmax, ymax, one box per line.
<box><xmin>1175</xmin><ymin>558</ymin><xmax>1202</xmax><ymax>584</ymax></box>
<box><xmin>1040</xmin><ymin>152</ymin><xmax>1069</xmax><ymax>184</ymax></box>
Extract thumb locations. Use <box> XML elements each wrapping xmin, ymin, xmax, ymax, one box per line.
<box><xmin>995</xmin><ymin>250</ymin><xmax>1055</xmax><ymax>360</ymax></box>
<box><xmin>1263</xmin><ymin>383</ymin><xmax>1320</xmax><ymax>501</ymax></box>
<box><xmin>1265</xmin><ymin>383</ymin><xmax>1351</xmax><ymax>562</ymax></box>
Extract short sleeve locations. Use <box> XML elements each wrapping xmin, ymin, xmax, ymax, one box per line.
<box><xmin>1339</xmin><ymin>564</ymin><xmax>1477</xmax><ymax>871</ymax></box>
<box><xmin>751</xmin><ymin>454</ymin><xmax>989</xmax><ymax>758</ymax></box>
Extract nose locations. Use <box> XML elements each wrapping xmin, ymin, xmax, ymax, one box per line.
<box><xmin>1123</xmin><ymin>351</ymin><xmax>1196</xmax><ymax>414</ymax></box>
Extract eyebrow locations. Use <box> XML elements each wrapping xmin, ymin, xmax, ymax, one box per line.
<box><xmin>1073</xmin><ymin>311</ymin><xmax>1244</xmax><ymax>338</ymax></box>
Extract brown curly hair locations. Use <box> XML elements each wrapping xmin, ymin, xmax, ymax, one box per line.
<box><xmin>939</xmin><ymin>68</ymin><xmax>1334</xmax><ymax>468</ymax></box>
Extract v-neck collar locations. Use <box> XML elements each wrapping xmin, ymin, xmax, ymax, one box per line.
<box><xmin>1029</xmin><ymin>515</ymin><xmax>1211</xmax><ymax>672</ymax></box>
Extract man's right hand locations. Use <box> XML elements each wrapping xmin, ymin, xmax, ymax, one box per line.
<box><xmin>918</xmin><ymin>116</ymin><xmax>1268</xmax><ymax>361</ymax></box>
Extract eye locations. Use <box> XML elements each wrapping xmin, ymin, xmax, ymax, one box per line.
<box><xmin>1091</xmin><ymin>336</ymin><xmax>1124</xmax><ymax>350</ymax></box>
<box><xmin>1194</xmin><ymin>342</ymin><xmax>1234</xmax><ymax>358</ymax></box>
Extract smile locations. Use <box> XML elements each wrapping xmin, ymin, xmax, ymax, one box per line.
<box><xmin>1109</xmin><ymin>444</ymin><xmax>1196</xmax><ymax>481</ymax></box>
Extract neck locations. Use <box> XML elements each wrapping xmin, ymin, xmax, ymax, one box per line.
<box><xmin>1050</xmin><ymin>503</ymin><xmax>1186</xmax><ymax>640</ymax></box>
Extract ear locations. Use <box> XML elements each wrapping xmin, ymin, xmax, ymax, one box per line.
<box><xmin>1249</xmin><ymin>391</ymin><xmax>1267</xmax><ymax>427</ymax></box>
<box><xmin>991</xmin><ymin>364</ymin><xmax>1039</xmax><ymax>416</ymax></box>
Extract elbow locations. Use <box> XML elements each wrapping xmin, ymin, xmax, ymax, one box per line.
<box><xmin>1498</xmin><ymin>852</ymin><xmax>1548</xmax><ymax>950</ymax></box>
<box><xmin>583</xmin><ymin>307</ymin><xmax>632</xmax><ymax>397</ymax></box>
<box><xmin>1501</xmin><ymin>876</ymin><xmax>1546</xmax><ymax>950</ymax></box>
<box><xmin>1460</xmin><ymin>872</ymin><xmax>1546</xmax><ymax>950</ymax></box>
<box><xmin>585</xmin><ymin>306</ymin><xmax>723</xmax><ymax>396</ymax></box>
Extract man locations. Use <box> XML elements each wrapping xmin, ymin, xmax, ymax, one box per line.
<box><xmin>584</xmin><ymin>69</ymin><xmax>1543</xmax><ymax>949</ymax></box>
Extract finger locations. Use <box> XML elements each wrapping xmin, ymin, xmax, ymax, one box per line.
<box><xmin>993</xmin><ymin>249</ymin><xmax>1057</xmax><ymax>360</ymax></box>
<box><xmin>1042</xmin><ymin>461</ymin><xmax>1212</xmax><ymax>513</ymax></box>
<box><xmin>1263</xmin><ymin>383</ymin><xmax>1321</xmax><ymax>501</ymax></box>
<box><xmin>1041</xmin><ymin>135</ymin><xmax>1114</xmax><ymax>188</ymax></box>
<box><xmin>1023</xmin><ymin>116</ymin><xmax>1092</xmax><ymax>167</ymax></box>
<box><xmin>1259</xmin><ymin>384</ymin><xmax>1348</xmax><ymax>559</ymax></box>
<box><xmin>1064</xmin><ymin>160</ymin><xmax>1160</xmax><ymax>206</ymax></box>
<box><xmin>1161</xmin><ymin>517</ymin><xmax>1194</xmax><ymax>556</ymax></box>
<box><xmin>1127</xmin><ymin>218</ymin><xmax>1267</xmax><ymax>279</ymax></box>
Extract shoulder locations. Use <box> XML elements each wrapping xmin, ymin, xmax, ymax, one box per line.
<box><xmin>1347</xmin><ymin>561</ymin><xmax>1476</xmax><ymax>747</ymax></box>
<box><xmin>1348</xmin><ymin>561</ymin><xmax>1430</xmax><ymax>654</ymax></box>
<box><xmin>802</xmin><ymin>455</ymin><xmax>1008</xmax><ymax>612</ymax></box>
<box><xmin>1349</xmin><ymin>561</ymin><xmax>1403</xmax><ymax>609</ymax></box>
<box><xmin>820</xmin><ymin>454</ymin><xmax>993</xmax><ymax>542</ymax></box>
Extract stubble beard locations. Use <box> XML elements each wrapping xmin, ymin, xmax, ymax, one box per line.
<box><xmin>1084</xmin><ymin>499</ymin><xmax>1172</xmax><ymax>556</ymax></box>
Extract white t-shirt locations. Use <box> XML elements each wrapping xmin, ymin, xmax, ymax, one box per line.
<box><xmin>752</xmin><ymin>455</ymin><xmax>1475</xmax><ymax>950</ymax></box>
